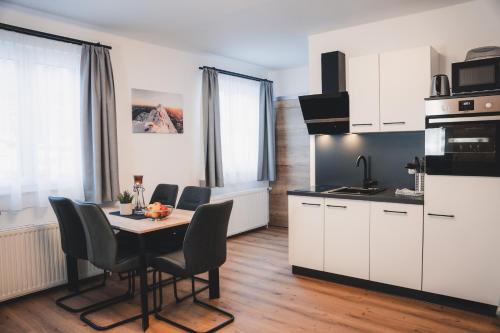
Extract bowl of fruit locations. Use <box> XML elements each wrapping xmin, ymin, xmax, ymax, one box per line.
<box><xmin>144</xmin><ymin>202</ymin><xmax>174</xmax><ymax>220</ymax></box>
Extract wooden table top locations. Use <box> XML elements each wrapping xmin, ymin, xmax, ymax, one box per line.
<box><xmin>103</xmin><ymin>207</ymin><xmax>194</xmax><ymax>234</ymax></box>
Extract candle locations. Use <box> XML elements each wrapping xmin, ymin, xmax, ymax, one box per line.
<box><xmin>134</xmin><ymin>175</ymin><xmax>143</xmax><ymax>186</ymax></box>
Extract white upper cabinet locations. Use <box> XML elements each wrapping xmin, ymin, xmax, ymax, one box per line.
<box><xmin>348</xmin><ymin>46</ymin><xmax>438</xmax><ymax>133</ymax></box>
<box><xmin>348</xmin><ymin>54</ymin><xmax>380</xmax><ymax>133</ymax></box>
<box><xmin>379</xmin><ymin>46</ymin><xmax>438</xmax><ymax>132</ymax></box>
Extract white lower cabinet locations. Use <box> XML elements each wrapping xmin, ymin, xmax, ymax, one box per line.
<box><xmin>423</xmin><ymin>176</ymin><xmax>500</xmax><ymax>306</ymax></box>
<box><xmin>288</xmin><ymin>196</ymin><xmax>324</xmax><ymax>271</ymax></box>
<box><xmin>324</xmin><ymin>198</ymin><xmax>370</xmax><ymax>279</ymax></box>
<box><xmin>370</xmin><ymin>202</ymin><xmax>423</xmax><ymax>290</ymax></box>
<box><xmin>289</xmin><ymin>185</ymin><xmax>499</xmax><ymax>306</ymax></box>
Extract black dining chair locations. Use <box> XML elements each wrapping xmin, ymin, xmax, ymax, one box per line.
<box><xmin>146</xmin><ymin>186</ymin><xmax>212</xmax><ymax>256</ymax></box>
<box><xmin>49</xmin><ymin>196</ymin><xmax>111</xmax><ymax>313</ymax></box>
<box><xmin>150</xmin><ymin>184</ymin><xmax>179</xmax><ymax>206</ymax></box>
<box><xmin>152</xmin><ymin>200</ymin><xmax>234</xmax><ymax>333</ymax></box>
<box><xmin>73</xmin><ymin>201</ymin><xmax>145</xmax><ymax>331</ymax></box>
<box><xmin>176</xmin><ymin>186</ymin><xmax>211</xmax><ymax>211</ymax></box>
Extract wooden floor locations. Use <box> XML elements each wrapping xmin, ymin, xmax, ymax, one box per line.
<box><xmin>0</xmin><ymin>227</ymin><xmax>498</xmax><ymax>333</ymax></box>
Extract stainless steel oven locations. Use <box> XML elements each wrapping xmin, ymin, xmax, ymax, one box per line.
<box><xmin>425</xmin><ymin>93</ymin><xmax>500</xmax><ymax>176</ymax></box>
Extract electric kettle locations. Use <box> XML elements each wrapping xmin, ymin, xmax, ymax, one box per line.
<box><xmin>430</xmin><ymin>74</ymin><xmax>450</xmax><ymax>97</ymax></box>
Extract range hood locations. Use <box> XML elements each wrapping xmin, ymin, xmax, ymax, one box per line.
<box><xmin>299</xmin><ymin>51</ymin><xmax>349</xmax><ymax>134</ymax></box>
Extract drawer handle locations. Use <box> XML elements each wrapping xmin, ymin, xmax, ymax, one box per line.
<box><xmin>383</xmin><ymin>121</ymin><xmax>406</xmax><ymax>125</ymax></box>
<box><xmin>427</xmin><ymin>213</ymin><xmax>455</xmax><ymax>218</ymax></box>
<box><xmin>383</xmin><ymin>209</ymin><xmax>407</xmax><ymax>215</ymax></box>
<box><xmin>302</xmin><ymin>203</ymin><xmax>321</xmax><ymax>207</ymax></box>
<box><xmin>327</xmin><ymin>204</ymin><xmax>347</xmax><ymax>209</ymax></box>
<box><xmin>352</xmin><ymin>123</ymin><xmax>373</xmax><ymax>126</ymax></box>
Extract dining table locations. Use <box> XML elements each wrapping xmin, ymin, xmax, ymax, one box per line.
<box><xmin>65</xmin><ymin>206</ymin><xmax>221</xmax><ymax>331</ymax></box>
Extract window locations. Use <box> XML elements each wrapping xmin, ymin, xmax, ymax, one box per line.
<box><xmin>218</xmin><ymin>74</ymin><xmax>260</xmax><ymax>185</ymax></box>
<box><xmin>0</xmin><ymin>31</ymin><xmax>84</xmax><ymax>210</ymax></box>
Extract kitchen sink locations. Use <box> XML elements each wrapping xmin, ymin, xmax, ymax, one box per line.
<box><xmin>323</xmin><ymin>186</ymin><xmax>386</xmax><ymax>195</ymax></box>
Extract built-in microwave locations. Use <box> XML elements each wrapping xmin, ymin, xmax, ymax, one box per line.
<box><xmin>425</xmin><ymin>93</ymin><xmax>500</xmax><ymax>176</ymax></box>
<box><xmin>452</xmin><ymin>57</ymin><xmax>500</xmax><ymax>94</ymax></box>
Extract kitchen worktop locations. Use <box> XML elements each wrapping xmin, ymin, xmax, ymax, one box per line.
<box><xmin>287</xmin><ymin>185</ymin><xmax>424</xmax><ymax>205</ymax></box>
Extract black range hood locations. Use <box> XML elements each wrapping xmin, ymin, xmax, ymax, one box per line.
<box><xmin>299</xmin><ymin>51</ymin><xmax>349</xmax><ymax>134</ymax></box>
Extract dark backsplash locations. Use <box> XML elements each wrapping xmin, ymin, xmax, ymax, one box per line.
<box><xmin>315</xmin><ymin>132</ymin><xmax>425</xmax><ymax>189</ymax></box>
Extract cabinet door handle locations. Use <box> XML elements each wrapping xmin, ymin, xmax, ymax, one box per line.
<box><xmin>383</xmin><ymin>121</ymin><xmax>406</xmax><ymax>125</ymax></box>
<box><xmin>327</xmin><ymin>204</ymin><xmax>347</xmax><ymax>209</ymax></box>
<box><xmin>301</xmin><ymin>203</ymin><xmax>321</xmax><ymax>207</ymax></box>
<box><xmin>427</xmin><ymin>213</ymin><xmax>455</xmax><ymax>218</ymax></box>
<box><xmin>351</xmin><ymin>123</ymin><xmax>373</xmax><ymax>126</ymax></box>
<box><xmin>383</xmin><ymin>209</ymin><xmax>407</xmax><ymax>215</ymax></box>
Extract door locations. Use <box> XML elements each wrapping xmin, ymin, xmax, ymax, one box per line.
<box><xmin>380</xmin><ymin>46</ymin><xmax>437</xmax><ymax>132</ymax></box>
<box><xmin>348</xmin><ymin>54</ymin><xmax>380</xmax><ymax>133</ymax></box>
<box><xmin>288</xmin><ymin>195</ymin><xmax>324</xmax><ymax>270</ymax></box>
<box><xmin>423</xmin><ymin>175</ymin><xmax>500</xmax><ymax>305</ymax></box>
<box><xmin>324</xmin><ymin>198</ymin><xmax>369</xmax><ymax>279</ymax></box>
<box><xmin>370</xmin><ymin>202</ymin><xmax>423</xmax><ymax>290</ymax></box>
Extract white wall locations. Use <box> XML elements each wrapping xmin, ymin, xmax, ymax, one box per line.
<box><xmin>307</xmin><ymin>0</ymin><xmax>500</xmax><ymax>185</ymax></box>
<box><xmin>309</xmin><ymin>0</ymin><xmax>500</xmax><ymax>94</ymax></box>
<box><xmin>0</xmin><ymin>4</ymin><xmax>270</xmax><ymax>229</ymax></box>
<box><xmin>268</xmin><ymin>66</ymin><xmax>309</xmax><ymax>98</ymax></box>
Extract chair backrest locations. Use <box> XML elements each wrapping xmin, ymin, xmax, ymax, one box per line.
<box><xmin>176</xmin><ymin>186</ymin><xmax>211</xmax><ymax>211</ymax></box>
<box><xmin>72</xmin><ymin>201</ymin><xmax>117</xmax><ymax>271</ymax></box>
<box><xmin>48</xmin><ymin>196</ymin><xmax>88</xmax><ymax>260</ymax></box>
<box><xmin>183</xmin><ymin>200</ymin><xmax>233</xmax><ymax>275</ymax></box>
<box><xmin>150</xmin><ymin>184</ymin><xmax>179</xmax><ymax>206</ymax></box>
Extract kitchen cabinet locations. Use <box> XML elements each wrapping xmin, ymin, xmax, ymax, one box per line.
<box><xmin>379</xmin><ymin>46</ymin><xmax>438</xmax><ymax>132</ymax></box>
<box><xmin>288</xmin><ymin>195</ymin><xmax>324</xmax><ymax>271</ymax></box>
<box><xmin>423</xmin><ymin>175</ymin><xmax>500</xmax><ymax>305</ymax></box>
<box><xmin>348</xmin><ymin>54</ymin><xmax>380</xmax><ymax>133</ymax></box>
<box><xmin>324</xmin><ymin>198</ymin><xmax>370</xmax><ymax>279</ymax></box>
<box><xmin>347</xmin><ymin>46</ymin><xmax>438</xmax><ymax>133</ymax></box>
<box><xmin>370</xmin><ymin>202</ymin><xmax>423</xmax><ymax>290</ymax></box>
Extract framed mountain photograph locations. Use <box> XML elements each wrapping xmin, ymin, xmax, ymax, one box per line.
<box><xmin>131</xmin><ymin>88</ymin><xmax>183</xmax><ymax>134</ymax></box>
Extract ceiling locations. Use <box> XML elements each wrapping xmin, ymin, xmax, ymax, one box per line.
<box><xmin>2</xmin><ymin>0</ymin><xmax>472</xmax><ymax>69</ymax></box>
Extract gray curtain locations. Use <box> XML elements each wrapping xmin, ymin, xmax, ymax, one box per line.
<box><xmin>258</xmin><ymin>81</ymin><xmax>276</xmax><ymax>181</ymax></box>
<box><xmin>81</xmin><ymin>45</ymin><xmax>120</xmax><ymax>203</ymax></box>
<box><xmin>202</xmin><ymin>68</ymin><xmax>224</xmax><ymax>187</ymax></box>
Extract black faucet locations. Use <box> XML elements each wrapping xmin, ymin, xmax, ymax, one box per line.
<box><xmin>356</xmin><ymin>155</ymin><xmax>377</xmax><ymax>188</ymax></box>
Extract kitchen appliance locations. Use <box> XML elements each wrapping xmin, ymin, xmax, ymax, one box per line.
<box><xmin>425</xmin><ymin>93</ymin><xmax>500</xmax><ymax>176</ymax></box>
<box><xmin>452</xmin><ymin>56</ymin><xmax>500</xmax><ymax>94</ymax></box>
<box><xmin>405</xmin><ymin>157</ymin><xmax>425</xmax><ymax>193</ymax></box>
<box><xmin>465</xmin><ymin>46</ymin><xmax>500</xmax><ymax>61</ymax></box>
<box><xmin>430</xmin><ymin>74</ymin><xmax>450</xmax><ymax>97</ymax></box>
<box><xmin>299</xmin><ymin>51</ymin><xmax>349</xmax><ymax>134</ymax></box>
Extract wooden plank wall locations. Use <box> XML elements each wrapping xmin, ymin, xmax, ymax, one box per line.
<box><xmin>270</xmin><ymin>98</ymin><xmax>309</xmax><ymax>227</ymax></box>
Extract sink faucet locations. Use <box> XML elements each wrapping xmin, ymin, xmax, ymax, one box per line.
<box><xmin>356</xmin><ymin>155</ymin><xmax>377</xmax><ymax>188</ymax></box>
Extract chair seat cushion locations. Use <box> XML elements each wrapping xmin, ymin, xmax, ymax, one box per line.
<box><xmin>153</xmin><ymin>250</ymin><xmax>189</xmax><ymax>277</ymax></box>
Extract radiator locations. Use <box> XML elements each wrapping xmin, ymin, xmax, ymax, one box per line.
<box><xmin>0</xmin><ymin>224</ymin><xmax>101</xmax><ymax>302</ymax></box>
<box><xmin>211</xmin><ymin>188</ymin><xmax>269</xmax><ymax>236</ymax></box>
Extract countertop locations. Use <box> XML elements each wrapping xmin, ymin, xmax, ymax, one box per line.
<box><xmin>287</xmin><ymin>185</ymin><xmax>424</xmax><ymax>205</ymax></box>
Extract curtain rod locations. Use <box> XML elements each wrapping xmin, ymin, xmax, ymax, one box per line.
<box><xmin>0</xmin><ymin>22</ymin><xmax>112</xmax><ymax>50</ymax></box>
<box><xmin>199</xmin><ymin>66</ymin><xmax>272</xmax><ymax>83</ymax></box>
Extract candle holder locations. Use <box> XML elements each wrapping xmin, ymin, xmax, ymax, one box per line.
<box><xmin>133</xmin><ymin>175</ymin><xmax>146</xmax><ymax>214</ymax></box>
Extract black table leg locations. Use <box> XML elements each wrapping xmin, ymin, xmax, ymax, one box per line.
<box><xmin>138</xmin><ymin>235</ymin><xmax>149</xmax><ymax>331</ymax></box>
<box><xmin>66</xmin><ymin>255</ymin><xmax>79</xmax><ymax>292</ymax></box>
<box><xmin>208</xmin><ymin>268</ymin><xmax>220</xmax><ymax>299</ymax></box>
